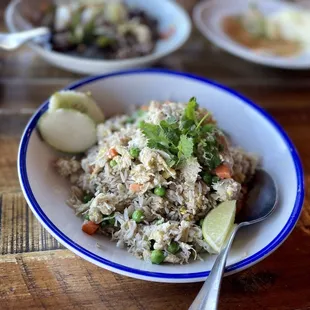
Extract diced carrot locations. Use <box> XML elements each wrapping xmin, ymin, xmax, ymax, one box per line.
<box><xmin>82</xmin><ymin>221</ymin><xmax>99</xmax><ymax>235</ymax></box>
<box><xmin>130</xmin><ymin>183</ymin><xmax>142</xmax><ymax>192</ymax></box>
<box><xmin>107</xmin><ymin>148</ymin><xmax>118</xmax><ymax>159</ymax></box>
<box><xmin>215</xmin><ymin>164</ymin><xmax>231</xmax><ymax>179</ymax></box>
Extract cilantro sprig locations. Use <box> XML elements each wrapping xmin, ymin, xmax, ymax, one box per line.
<box><xmin>139</xmin><ymin>97</ymin><xmax>224</xmax><ymax>170</ymax></box>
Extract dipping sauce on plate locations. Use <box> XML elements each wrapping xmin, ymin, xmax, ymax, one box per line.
<box><xmin>222</xmin><ymin>15</ymin><xmax>301</xmax><ymax>57</ymax></box>
<box><xmin>221</xmin><ymin>5</ymin><xmax>309</xmax><ymax>57</ymax></box>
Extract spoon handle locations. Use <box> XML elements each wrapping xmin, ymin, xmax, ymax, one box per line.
<box><xmin>189</xmin><ymin>224</ymin><xmax>242</xmax><ymax>310</ymax></box>
<box><xmin>0</xmin><ymin>27</ymin><xmax>50</xmax><ymax>50</ymax></box>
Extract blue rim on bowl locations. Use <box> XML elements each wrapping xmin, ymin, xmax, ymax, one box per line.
<box><xmin>18</xmin><ymin>69</ymin><xmax>304</xmax><ymax>281</ymax></box>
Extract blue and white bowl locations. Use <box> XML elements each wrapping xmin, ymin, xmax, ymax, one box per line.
<box><xmin>18</xmin><ymin>69</ymin><xmax>304</xmax><ymax>283</ymax></box>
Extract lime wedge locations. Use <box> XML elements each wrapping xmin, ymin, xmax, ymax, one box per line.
<box><xmin>202</xmin><ymin>200</ymin><xmax>236</xmax><ymax>254</ymax></box>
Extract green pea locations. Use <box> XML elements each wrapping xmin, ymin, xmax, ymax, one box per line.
<box><xmin>132</xmin><ymin>210</ymin><xmax>144</xmax><ymax>223</ymax></box>
<box><xmin>83</xmin><ymin>194</ymin><xmax>93</xmax><ymax>204</ymax></box>
<box><xmin>84</xmin><ymin>214</ymin><xmax>90</xmax><ymax>221</ymax></box>
<box><xmin>154</xmin><ymin>186</ymin><xmax>166</xmax><ymax>197</ymax></box>
<box><xmin>110</xmin><ymin>160</ymin><xmax>117</xmax><ymax>167</ymax></box>
<box><xmin>212</xmin><ymin>176</ymin><xmax>220</xmax><ymax>183</ymax></box>
<box><xmin>129</xmin><ymin>147</ymin><xmax>140</xmax><ymax>158</ymax></box>
<box><xmin>151</xmin><ymin>250</ymin><xmax>165</xmax><ymax>264</ymax></box>
<box><xmin>167</xmin><ymin>241</ymin><xmax>180</xmax><ymax>254</ymax></box>
<box><xmin>202</xmin><ymin>172</ymin><xmax>212</xmax><ymax>185</ymax></box>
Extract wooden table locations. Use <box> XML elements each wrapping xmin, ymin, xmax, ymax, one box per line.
<box><xmin>1</xmin><ymin>8</ymin><xmax>310</xmax><ymax>310</ymax></box>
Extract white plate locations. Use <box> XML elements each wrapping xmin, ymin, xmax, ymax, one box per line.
<box><xmin>18</xmin><ymin>69</ymin><xmax>304</xmax><ymax>283</ymax></box>
<box><xmin>5</xmin><ymin>0</ymin><xmax>191</xmax><ymax>75</ymax></box>
<box><xmin>193</xmin><ymin>0</ymin><xmax>310</xmax><ymax>69</ymax></box>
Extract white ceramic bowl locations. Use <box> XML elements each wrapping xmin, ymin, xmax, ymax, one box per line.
<box><xmin>193</xmin><ymin>0</ymin><xmax>310</xmax><ymax>69</ymax></box>
<box><xmin>5</xmin><ymin>0</ymin><xmax>191</xmax><ymax>75</ymax></box>
<box><xmin>18</xmin><ymin>69</ymin><xmax>304</xmax><ymax>283</ymax></box>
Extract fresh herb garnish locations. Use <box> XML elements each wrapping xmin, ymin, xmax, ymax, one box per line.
<box><xmin>198</xmin><ymin>136</ymin><xmax>222</xmax><ymax>170</ymax></box>
<box><xmin>177</xmin><ymin>135</ymin><xmax>194</xmax><ymax>161</ymax></box>
<box><xmin>184</xmin><ymin>97</ymin><xmax>198</xmax><ymax>123</ymax></box>
<box><xmin>139</xmin><ymin>121</ymin><xmax>172</xmax><ymax>150</ymax></box>
<box><xmin>180</xmin><ymin>97</ymin><xmax>198</xmax><ymax>133</ymax></box>
<box><xmin>159</xmin><ymin>120</ymin><xmax>180</xmax><ymax>147</ymax></box>
<box><xmin>139</xmin><ymin>97</ymin><xmax>224</xmax><ymax>170</ymax></box>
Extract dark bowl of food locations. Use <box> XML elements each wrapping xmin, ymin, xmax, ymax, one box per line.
<box><xmin>5</xmin><ymin>0</ymin><xmax>191</xmax><ymax>74</ymax></box>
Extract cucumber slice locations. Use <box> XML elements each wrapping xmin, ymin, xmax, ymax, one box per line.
<box><xmin>38</xmin><ymin>109</ymin><xmax>97</xmax><ymax>153</ymax></box>
<box><xmin>49</xmin><ymin>90</ymin><xmax>105</xmax><ymax>123</ymax></box>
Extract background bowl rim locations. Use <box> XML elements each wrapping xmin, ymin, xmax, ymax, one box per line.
<box><xmin>192</xmin><ymin>0</ymin><xmax>310</xmax><ymax>70</ymax></box>
<box><xmin>17</xmin><ymin>68</ymin><xmax>304</xmax><ymax>281</ymax></box>
<box><xmin>5</xmin><ymin>0</ymin><xmax>192</xmax><ymax>65</ymax></box>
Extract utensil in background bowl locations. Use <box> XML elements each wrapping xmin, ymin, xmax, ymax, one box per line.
<box><xmin>18</xmin><ymin>69</ymin><xmax>304</xmax><ymax>283</ymax></box>
<box><xmin>0</xmin><ymin>27</ymin><xmax>50</xmax><ymax>50</ymax></box>
<box><xmin>5</xmin><ymin>0</ymin><xmax>191</xmax><ymax>74</ymax></box>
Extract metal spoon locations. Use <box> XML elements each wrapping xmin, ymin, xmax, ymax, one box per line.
<box><xmin>189</xmin><ymin>170</ymin><xmax>278</xmax><ymax>310</ymax></box>
<box><xmin>0</xmin><ymin>27</ymin><xmax>50</xmax><ymax>50</ymax></box>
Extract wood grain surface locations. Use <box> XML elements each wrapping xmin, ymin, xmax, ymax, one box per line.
<box><xmin>1</xmin><ymin>2</ymin><xmax>310</xmax><ymax>309</ymax></box>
